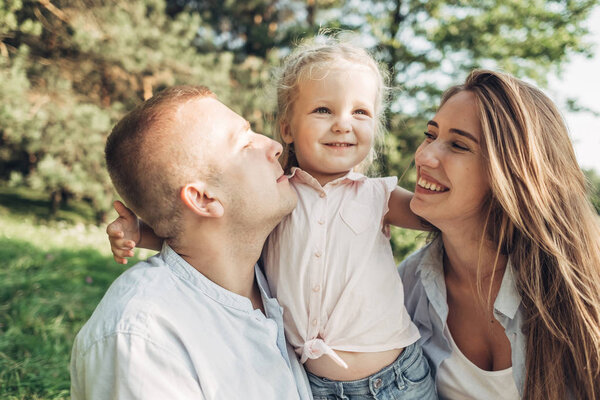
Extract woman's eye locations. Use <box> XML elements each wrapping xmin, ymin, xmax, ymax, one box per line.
<box><xmin>423</xmin><ymin>131</ymin><xmax>435</xmax><ymax>140</ymax></box>
<box><xmin>313</xmin><ymin>107</ymin><xmax>330</xmax><ymax>114</ymax></box>
<box><xmin>452</xmin><ymin>142</ymin><xmax>469</xmax><ymax>151</ymax></box>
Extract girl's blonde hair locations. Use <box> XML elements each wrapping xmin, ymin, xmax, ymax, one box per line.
<box><xmin>443</xmin><ymin>69</ymin><xmax>600</xmax><ymax>400</ymax></box>
<box><xmin>276</xmin><ymin>35</ymin><xmax>389</xmax><ymax>173</ymax></box>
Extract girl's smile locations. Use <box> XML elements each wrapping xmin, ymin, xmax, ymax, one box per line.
<box><xmin>280</xmin><ymin>63</ymin><xmax>378</xmax><ymax>186</ymax></box>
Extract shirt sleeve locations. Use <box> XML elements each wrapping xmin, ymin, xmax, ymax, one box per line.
<box><xmin>70</xmin><ymin>332</ymin><xmax>205</xmax><ymax>400</ymax></box>
<box><xmin>373</xmin><ymin>176</ymin><xmax>399</xmax><ymax>233</ymax></box>
<box><xmin>378</xmin><ymin>176</ymin><xmax>399</xmax><ymax>215</ymax></box>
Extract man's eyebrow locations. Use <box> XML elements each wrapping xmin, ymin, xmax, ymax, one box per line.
<box><xmin>232</xmin><ymin>120</ymin><xmax>251</xmax><ymax>139</ymax></box>
<box><xmin>427</xmin><ymin>120</ymin><xmax>479</xmax><ymax>144</ymax></box>
<box><xmin>229</xmin><ymin>120</ymin><xmax>252</xmax><ymax>145</ymax></box>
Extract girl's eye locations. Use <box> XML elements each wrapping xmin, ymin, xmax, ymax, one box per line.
<box><xmin>313</xmin><ymin>107</ymin><xmax>330</xmax><ymax>114</ymax></box>
<box><xmin>354</xmin><ymin>109</ymin><xmax>369</xmax><ymax>116</ymax></box>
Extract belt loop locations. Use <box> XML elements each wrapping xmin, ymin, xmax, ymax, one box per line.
<box><xmin>394</xmin><ymin>356</ymin><xmax>407</xmax><ymax>391</ymax></box>
<box><xmin>336</xmin><ymin>381</ymin><xmax>348</xmax><ymax>400</ymax></box>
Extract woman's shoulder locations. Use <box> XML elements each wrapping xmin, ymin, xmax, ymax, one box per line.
<box><xmin>398</xmin><ymin>239</ymin><xmax>440</xmax><ymax>280</ymax></box>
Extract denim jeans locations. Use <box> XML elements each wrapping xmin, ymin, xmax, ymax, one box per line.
<box><xmin>306</xmin><ymin>343</ymin><xmax>436</xmax><ymax>400</ymax></box>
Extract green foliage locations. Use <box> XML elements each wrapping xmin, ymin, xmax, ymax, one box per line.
<box><xmin>0</xmin><ymin>0</ymin><xmax>237</xmax><ymax>221</ymax></box>
<box><xmin>0</xmin><ymin>0</ymin><xmax>42</xmax><ymax>37</ymax></box>
<box><xmin>390</xmin><ymin>227</ymin><xmax>427</xmax><ymax>263</ymax></box>
<box><xmin>584</xmin><ymin>168</ymin><xmax>600</xmax><ymax>213</ymax></box>
<box><xmin>0</xmin><ymin>0</ymin><xmax>598</xmax><ymax>218</ymax></box>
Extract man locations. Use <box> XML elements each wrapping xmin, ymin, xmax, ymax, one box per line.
<box><xmin>70</xmin><ymin>86</ymin><xmax>311</xmax><ymax>399</ymax></box>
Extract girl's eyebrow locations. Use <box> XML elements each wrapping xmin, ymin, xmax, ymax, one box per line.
<box><xmin>427</xmin><ymin>120</ymin><xmax>479</xmax><ymax>144</ymax></box>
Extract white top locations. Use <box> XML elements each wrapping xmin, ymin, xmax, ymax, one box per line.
<box><xmin>436</xmin><ymin>325</ymin><xmax>520</xmax><ymax>400</ymax></box>
<box><xmin>399</xmin><ymin>238</ymin><xmax>527</xmax><ymax>396</ymax></box>
<box><xmin>70</xmin><ymin>243</ymin><xmax>313</xmax><ymax>400</ymax></box>
<box><xmin>263</xmin><ymin>168</ymin><xmax>420</xmax><ymax>367</ymax></box>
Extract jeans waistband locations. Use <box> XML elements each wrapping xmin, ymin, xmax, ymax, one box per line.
<box><xmin>306</xmin><ymin>342</ymin><xmax>421</xmax><ymax>397</ymax></box>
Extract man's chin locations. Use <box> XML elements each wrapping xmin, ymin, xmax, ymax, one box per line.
<box><xmin>271</xmin><ymin>196</ymin><xmax>297</xmax><ymax>227</ymax></box>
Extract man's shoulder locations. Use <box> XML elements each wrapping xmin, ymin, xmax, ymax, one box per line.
<box><xmin>73</xmin><ymin>254</ymin><xmax>182</xmax><ymax>354</ymax></box>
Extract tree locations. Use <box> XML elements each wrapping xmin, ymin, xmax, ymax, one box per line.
<box><xmin>161</xmin><ymin>0</ymin><xmax>600</xmax><ymax>254</ymax></box>
<box><xmin>0</xmin><ymin>0</ymin><xmax>598</xmax><ymax>228</ymax></box>
<box><xmin>0</xmin><ymin>0</ymin><xmax>236</xmax><ymax>221</ymax></box>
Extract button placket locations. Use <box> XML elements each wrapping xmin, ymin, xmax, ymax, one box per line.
<box><xmin>307</xmin><ymin>192</ymin><xmax>326</xmax><ymax>339</ymax></box>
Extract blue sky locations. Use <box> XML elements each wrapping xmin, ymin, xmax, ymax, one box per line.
<box><xmin>549</xmin><ymin>7</ymin><xmax>600</xmax><ymax>173</ymax></box>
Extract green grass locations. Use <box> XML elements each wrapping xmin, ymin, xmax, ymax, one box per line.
<box><xmin>0</xmin><ymin>188</ymin><xmax>154</xmax><ymax>399</ymax></box>
<box><xmin>0</xmin><ymin>186</ymin><xmax>98</xmax><ymax>225</ymax></box>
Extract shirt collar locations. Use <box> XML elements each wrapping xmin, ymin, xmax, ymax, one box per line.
<box><xmin>417</xmin><ymin>237</ymin><xmax>449</xmax><ymax>323</ymax></box>
<box><xmin>289</xmin><ymin>167</ymin><xmax>367</xmax><ymax>191</ymax></box>
<box><xmin>417</xmin><ymin>236</ymin><xmax>522</xmax><ymax>322</ymax></box>
<box><xmin>161</xmin><ymin>243</ymin><xmax>270</xmax><ymax>312</ymax></box>
<box><xmin>494</xmin><ymin>258</ymin><xmax>522</xmax><ymax>319</ymax></box>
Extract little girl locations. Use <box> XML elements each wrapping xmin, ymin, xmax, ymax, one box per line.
<box><xmin>108</xmin><ymin>37</ymin><xmax>436</xmax><ymax>399</ymax></box>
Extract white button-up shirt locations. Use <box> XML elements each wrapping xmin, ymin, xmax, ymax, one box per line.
<box><xmin>70</xmin><ymin>243</ymin><xmax>312</xmax><ymax>400</ymax></box>
<box><xmin>264</xmin><ymin>168</ymin><xmax>420</xmax><ymax>366</ymax></box>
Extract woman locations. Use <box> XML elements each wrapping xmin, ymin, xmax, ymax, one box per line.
<box><xmin>400</xmin><ymin>69</ymin><xmax>600</xmax><ymax>399</ymax></box>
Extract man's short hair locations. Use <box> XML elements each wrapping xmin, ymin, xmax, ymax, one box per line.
<box><xmin>105</xmin><ymin>85</ymin><xmax>215</xmax><ymax>243</ymax></box>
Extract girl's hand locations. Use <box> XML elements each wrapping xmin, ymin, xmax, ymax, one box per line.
<box><xmin>106</xmin><ymin>200</ymin><xmax>140</xmax><ymax>264</ymax></box>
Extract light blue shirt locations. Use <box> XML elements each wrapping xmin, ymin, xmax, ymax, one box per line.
<box><xmin>71</xmin><ymin>243</ymin><xmax>313</xmax><ymax>400</ymax></box>
<box><xmin>398</xmin><ymin>237</ymin><xmax>526</xmax><ymax>397</ymax></box>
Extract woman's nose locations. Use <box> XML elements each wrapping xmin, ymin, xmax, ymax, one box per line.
<box><xmin>415</xmin><ymin>142</ymin><xmax>441</xmax><ymax>169</ymax></box>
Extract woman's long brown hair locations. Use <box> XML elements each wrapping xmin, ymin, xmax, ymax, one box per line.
<box><xmin>443</xmin><ymin>70</ymin><xmax>600</xmax><ymax>399</ymax></box>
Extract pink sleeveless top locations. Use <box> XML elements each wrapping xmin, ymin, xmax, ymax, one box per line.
<box><xmin>263</xmin><ymin>168</ymin><xmax>420</xmax><ymax>367</ymax></box>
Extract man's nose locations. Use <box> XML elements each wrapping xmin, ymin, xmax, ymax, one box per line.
<box><xmin>267</xmin><ymin>137</ymin><xmax>283</xmax><ymax>160</ymax></box>
<box><xmin>253</xmin><ymin>133</ymin><xmax>282</xmax><ymax>160</ymax></box>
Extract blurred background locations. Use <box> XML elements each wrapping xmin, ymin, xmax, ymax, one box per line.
<box><xmin>1</xmin><ymin>0</ymin><xmax>599</xmax><ymax>398</ymax></box>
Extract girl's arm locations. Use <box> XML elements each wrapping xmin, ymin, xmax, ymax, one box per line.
<box><xmin>107</xmin><ymin>200</ymin><xmax>163</xmax><ymax>264</ymax></box>
<box><xmin>383</xmin><ymin>187</ymin><xmax>427</xmax><ymax>230</ymax></box>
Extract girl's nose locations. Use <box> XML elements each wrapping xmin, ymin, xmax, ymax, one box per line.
<box><xmin>415</xmin><ymin>142</ymin><xmax>441</xmax><ymax>169</ymax></box>
<box><xmin>332</xmin><ymin>116</ymin><xmax>351</xmax><ymax>134</ymax></box>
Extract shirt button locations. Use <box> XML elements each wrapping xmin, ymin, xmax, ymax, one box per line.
<box><xmin>319</xmin><ymin>192</ymin><xmax>326</xmax><ymax>198</ymax></box>
<box><xmin>312</xmin><ymin>319</ymin><xmax>318</xmax><ymax>326</ymax></box>
<box><xmin>312</xmin><ymin>285</ymin><xmax>321</xmax><ymax>292</ymax></box>
<box><xmin>318</xmin><ymin>219</ymin><xmax>325</xmax><ymax>225</ymax></box>
<box><xmin>315</xmin><ymin>251</ymin><xmax>322</xmax><ymax>258</ymax></box>
<box><xmin>373</xmin><ymin>378</ymin><xmax>383</xmax><ymax>389</ymax></box>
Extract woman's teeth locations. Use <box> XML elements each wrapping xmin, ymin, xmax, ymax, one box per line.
<box><xmin>418</xmin><ymin>177</ymin><xmax>447</xmax><ymax>192</ymax></box>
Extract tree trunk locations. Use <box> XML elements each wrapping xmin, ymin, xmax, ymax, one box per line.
<box><xmin>50</xmin><ymin>190</ymin><xmax>61</xmax><ymax>215</ymax></box>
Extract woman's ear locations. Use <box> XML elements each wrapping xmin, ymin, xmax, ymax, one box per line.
<box><xmin>280</xmin><ymin>121</ymin><xmax>294</xmax><ymax>144</ymax></box>
<box><xmin>180</xmin><ymin>183</ymin><xmax>224</xmax><ymax>218</ymax></box>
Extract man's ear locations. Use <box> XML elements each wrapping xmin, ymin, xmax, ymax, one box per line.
<box><xmin>180</xmin><ymin>183</ymin><xmax>224</xmax><ymax>218</ymax></box>
<box><xmin>280</xmin><ymin>121</ymin><xmax>294</xmax><ymax>144</ymax></box>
